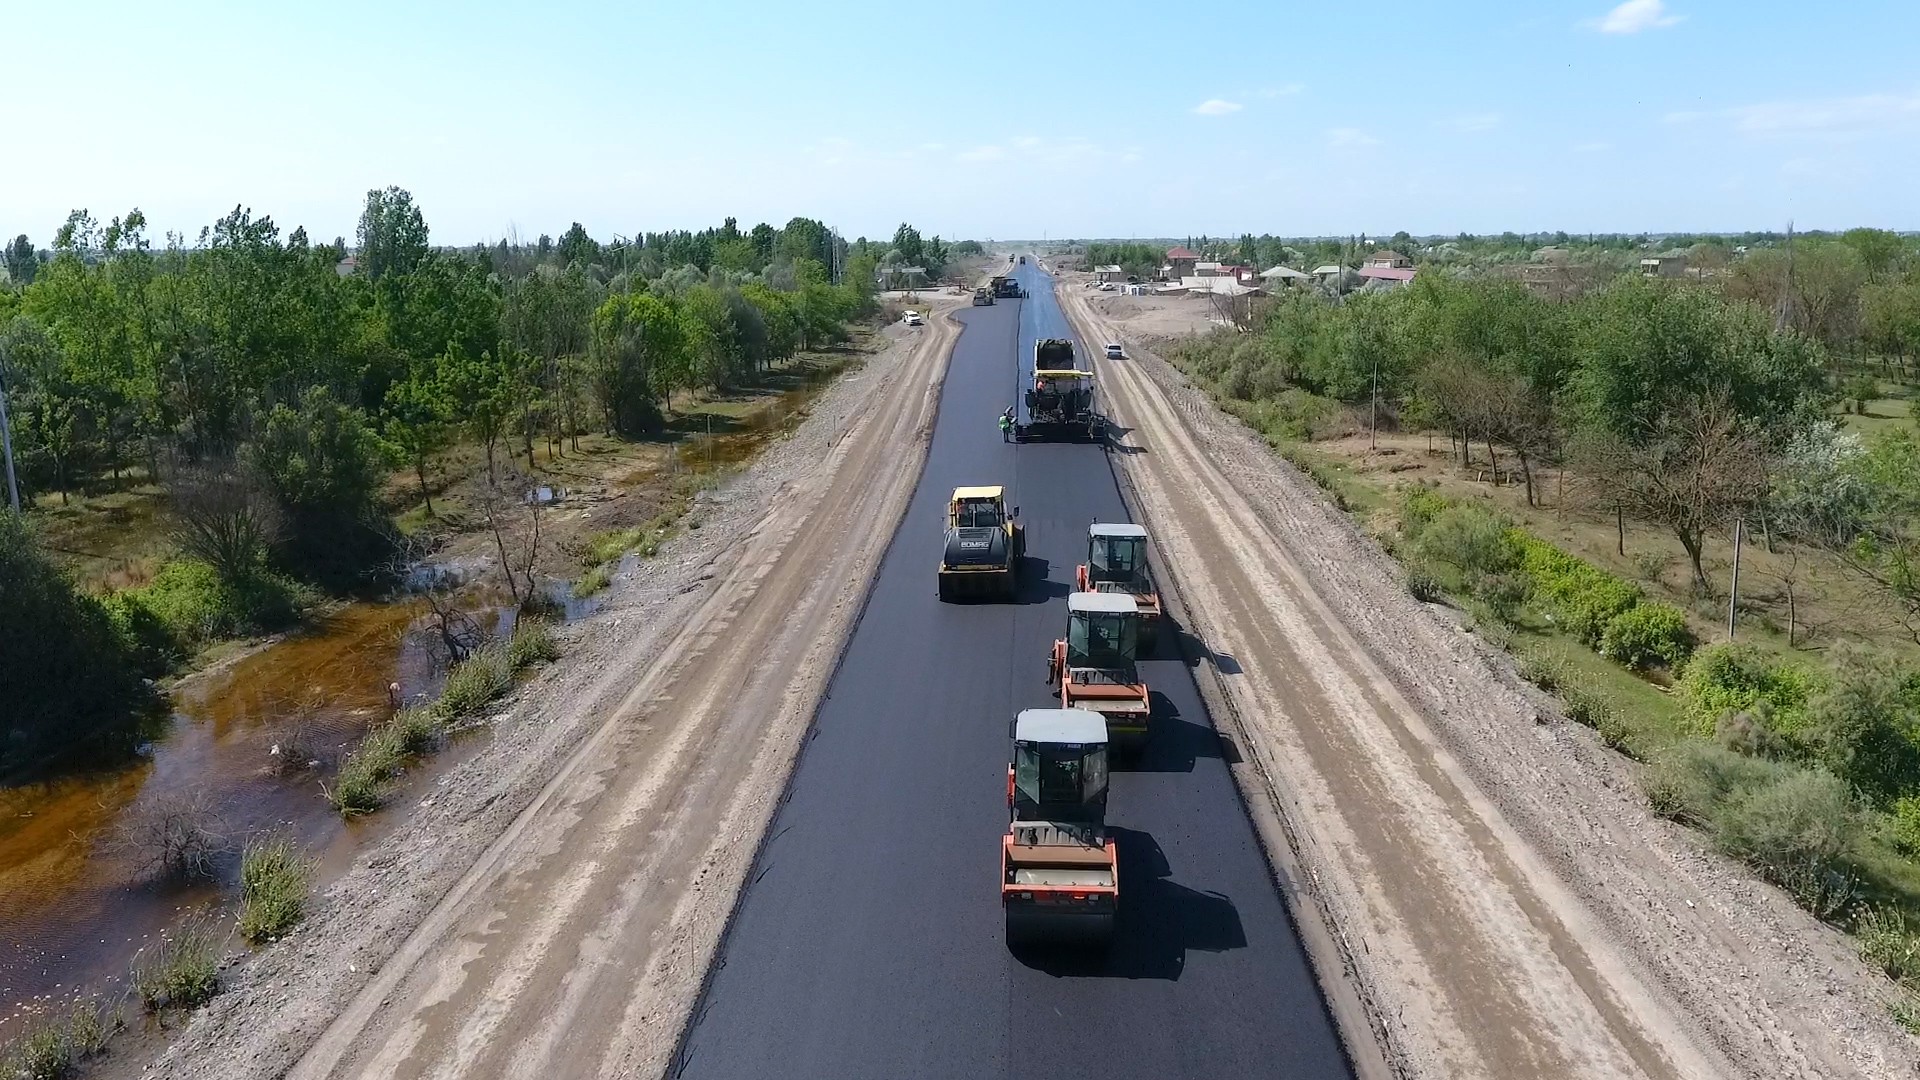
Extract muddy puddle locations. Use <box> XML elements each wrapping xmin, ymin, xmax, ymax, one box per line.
<box><xmin>0</xmin><ymin>597</ymin><xmax>517</xmax><ymax>1037</ymax></box>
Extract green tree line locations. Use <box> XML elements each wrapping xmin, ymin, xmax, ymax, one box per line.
<box><xmin>0</xmin><ymin>188</ymin><xmax>912</xmax><ymax>777</ymax></box>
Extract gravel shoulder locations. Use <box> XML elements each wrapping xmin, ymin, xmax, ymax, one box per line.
<box><xmin>1060</xmin><ymin>280</ymin><xmax>1916</xmax><ymax>1079</ymax></box>
<box><xmin>130</xmin><ymin>303</ymin><xmax>963</xmax><ymax>1080</ymax></box>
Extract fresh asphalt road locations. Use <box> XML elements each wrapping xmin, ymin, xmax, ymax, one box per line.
<box><xmin>675</xmin><ymin>264</ymin><xmax>1353</xmax><ymax>1079</ymax></box>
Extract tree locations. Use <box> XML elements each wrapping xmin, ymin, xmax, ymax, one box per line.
<box><xmin>4</xmin><ymin>235</ymin><xmax>36</xmax><ymax>285</ymax></box>
<box><xmin>590</xmin><ymin>291</ymin><xmax>683</xmax><ymax>435</ymax></box>
<box><xmin>250</xmin><ymin>386</ymin><xmax>393</xmax><ymax>581</ymax></box>
<box><xmin>1823</xmin><ymin>430</ymin><xmax>1920</xmax><ymax>641</ymax></box>
<box><xmin>167</xmin><ymin>460</ymin><xmax>283</xmax><ymax>586</ymax></box>
<box><xmin>891</xmin><ymin>223</ymin><xmax>924</xmax><ymax>267</ymax></box>
<box><xmin>383</xmin><ymin>360</ymin><xmax>452</xmax><ymax>514</ymax></box>
<box><xmin>356</xmin><ymin>186</ymin><xmax>430</xmax><ymax>282</ymax></box>
<box><xmin>1575</xmin><ymin>394</ymin><xmax>1768</xmax><ymax>593</ymax></box>
<box><xmin>557</xmin><ymin>222</ymin><xmax>600</xmax><ymax>270</ymax></box>
<box><xmin>442</xmin><ymin>345</ymin><xmax>519</xmax><ymax>482</ymax></box>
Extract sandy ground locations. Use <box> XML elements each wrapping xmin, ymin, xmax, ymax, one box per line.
<box><xmin>127</xmin><ymin>299</ymin><xmax>965</xmax><ymax>1080</ymax></box>
<box><xmin>1059</xmin><ymin>281</ymin><xmax>1918</xmax><ymax>1079</ymax></box>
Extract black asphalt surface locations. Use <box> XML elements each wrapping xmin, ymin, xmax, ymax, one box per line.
<box><xmin>675</xmin><ymin>264</ymin><xmax>1353</xmax><ymax>1080</ymax></box>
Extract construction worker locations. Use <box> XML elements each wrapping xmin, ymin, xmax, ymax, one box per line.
<box><xmin>999</xmin><ymin>407</ymin><xmax>1015</xmax><ymax>442</ymax></box>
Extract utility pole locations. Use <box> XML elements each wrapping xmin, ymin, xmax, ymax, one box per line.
<box><xmin>1727</xmin><ymin>518</ymin><xmax>1744</xmax><ymax>640</ymax></box>
<box><xmin>0</xmin><ymin>365</ymin><xmax>19</xmax><ymax>513</ymax></box>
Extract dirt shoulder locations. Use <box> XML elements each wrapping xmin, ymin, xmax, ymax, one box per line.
<box><xmin>1061</xmin><ymin>282</ymin><xmax>1915</xmax><ymax>1079</ymax></box>
<box><xmin>129</xmin><ymin>300</ymin><xmax>964</xmax><ymax>1080</ymax></box>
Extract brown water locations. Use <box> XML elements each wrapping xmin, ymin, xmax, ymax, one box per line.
<box><xmin>0</xmin><ymin>600</ymin><xmax>475</xmax><ymax>1034</ymax></box>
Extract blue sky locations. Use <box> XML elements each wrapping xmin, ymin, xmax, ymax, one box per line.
<box><xmin>6</xmin><ymin>0</ymin><xmax>1917</xmax><ymax>246</ymax></box>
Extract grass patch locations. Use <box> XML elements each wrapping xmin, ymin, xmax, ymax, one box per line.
<box><xmin>0</xmin><ymin>998</ymin><xmax>118</xmax><ymax>1079</ymax></box>
<box><xmin>573</xmin><ymin>562</ymin><xmax>612</xmax><ymax>597</ymax></box>
<box><xmin>238</xmin><ymin>837</ymin><xmax>313</xmax><ymax>943</ymax></box>
<box><xmin>132</xmin><ymin>917</ymin><xmax>221</xmax><ymax>1013</ymax></box>
<box><xmin>438</xmin><ymin>642</ymin><xmax>514</xmax><ymax>719</ymax></box>
<box><xmin>507</xmin><ymin>619</ymin><xmax>559</xmax><ymax>669</ymax></box>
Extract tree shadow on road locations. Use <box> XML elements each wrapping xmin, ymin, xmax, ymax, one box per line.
<box><xmin>1010</xmin><ymin>827</ymin><xmax>1247</xmax><ymax>981</ymax></box>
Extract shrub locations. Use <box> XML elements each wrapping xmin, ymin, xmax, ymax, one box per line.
<box><xmin>1678</xmin><ymin>643</ymin><xmax>1822</xmax><ymax>737</ymax></box>
<box><xmin>1517</xmin><ymin>647</ymin><xmax>1571</xmax><ymax>692</ymax></box>
<box><xmin>0</xmin><ymin>999</ymin><xmax>116</xmax><ymax>1080</ymax></box>
<box><xmin>439</xmin><ymin>642</ymin><xmax>514</xmax><ymax>718</ymax></box>
<box><xmin>1406</xmin><ymin>571</ymin><xmax>1443</xmax><ymax>603</ymax></box>
<box><xmin>1711</xmin><ymin>767</ymin><xmax>1860</xmax><ymax>919</ymax></box>
<box><xmin>100</xmin><ymin>589</ymin><xmax>181</xmax><ymax>678</ymax></box>
<box><xmin>0</xmin><ymin>512</ymin><xmax>156</xmax><ymax>778</ymax></box>
<box><xmin>1397</xmin><ymin>486</ymin><xmax>1450</xmax><ymax>536</ymax></box>
<box><xmin>239</xmin><ymin>838</ymin><xmax>313</xmax><ymax>944</ymax></box>
<box><xmin>1512</xmin><ymin>533</ymin><xmax>1641</xmax><ymax>646</ymax></box>
<box><xmin>1715</xmin><ymin>707</ymin><xmax>1787</xmax><ymax>759</ymax></box>
<box><xmin>1644</xmin><ymin>740</ymin><xmax>1782</xmax><ymax>826</ymax></box>
<box><xmin>1857</xmin><ymin>906</ymin><xmax>1920</xmax><ymax>988</ymax></box>
<box><xmin>1473</xmin><ymin>571</ymin><xmax>1531</xmax><ymax>625</ymax></box>
<box><xmin>134</xmin><ymin>559</ymin><xmax>300</xmax><ymax>645</ymax></box>
<box><xmin>1412</xmin><ymin>505</ymin><xmax>1521</xmax><ymax>580</ymax></box>
<box><xmin>1599</xmin><ymin>603</ymin><xmax>1696</xmax><ymax>671</ymax></box>
<box><xmin>389</xmin><ymin>706</ymin><xmax>439</xmax><ymax>755</ymax></box>
<box><xmin>1804</xmin><ymin>645</ymin><xmax>1920</xmax><ymax>806</ymax></box>
<box><xmin>1892</xmin><ymin>796</ymin><xmax>1920</xmax><ymax>857</ymax></box>
<box><xmin>133</xmin><ymin>918</ymin><xmax>221</xmax><ymax>1012</ymax></box>
<box><xmin>327</xmin><ymin>754</ymin><xmax>384</xmax><ymax>816</ymax></box>
<box><xmin>507</xmin><ymin>619</ymin><xmax>559</xmax><ymax>669</ymax></box>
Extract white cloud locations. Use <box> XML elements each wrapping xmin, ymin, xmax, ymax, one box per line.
<box><xmin>956</xmin><ymin>145</ymin><xmax>1006</xmax><ymax>162</ymax></box>
<box><xmin>1012</xmin><ymin>135</ymin><xmax>1042</xmax><ymax>148</ymax></box>
<box><xmin>1192</xmin><ymin>99</ymin><xmax>1243</xmax><ymax>116</ymax></box>
<box><xmin>1438</xmin><ymin>112</ymin><xmax>1502</xmax><ymax>132</ymax></box>
<box><xmin>1665</xmin><ymin>91</ymin><xmax>1920</xmax><ymax>141</ymax></box>
<box><xmin>1327</xmin><ymin>127</ymin><xmax>1382</xmax><ymax>148</ymax></box>
<box><xmin>1587</xmin><ymin>0</ymin><xmax>1683</xmax><ymax>34</ymax></box>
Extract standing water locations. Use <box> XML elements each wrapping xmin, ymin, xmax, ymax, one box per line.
<box><xmin>0</xmin><ymin>599</ymin><xmax>471</xmax><ymax>1037</ymax></box>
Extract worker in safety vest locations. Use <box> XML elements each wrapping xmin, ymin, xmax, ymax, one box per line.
<box><xmin>999</xmin><ymin>407</ymin><xmax>1015</xmax><ymax>442</ymax></box>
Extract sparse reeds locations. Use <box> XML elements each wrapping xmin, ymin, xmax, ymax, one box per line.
<box><xmin>238</xmin><ymin>837</ymin><xmax>314</xmax><ymax>943</ymax></box>
<box><xmin>132</xmin><ymin>917</ymin><xmax>221</xmax><ymax>1014</ymax></box>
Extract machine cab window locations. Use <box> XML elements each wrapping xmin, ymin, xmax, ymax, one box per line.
<box><xmin>1014</xmin><ymin>741</ymin><xmax>1108</xmax><ymax>812</ymax></box>
<box><xmin>1089</xmin><ymin>533</ymin><xmax>1145</xmax><ymax>583</ymax></box>
<box><xmin>1066</xmin><ymin>594</ymin><xmax>1139</xmax><ymax>668</ymax></box>
<box><xmin>954</xmin><ymin>498</ymin><xmax>1002</xmax><ymax>529</ymax></box>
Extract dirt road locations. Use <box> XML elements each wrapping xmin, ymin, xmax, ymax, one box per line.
<box><xmin>139</xmin><ymin>304</ymin><xmax>962</xmax><ymax>1080</ymax></box>
<box><xmin>1060</xmin><ymin>281</ymin><xmax>1915</xmax><ymax>1079</ymax></box>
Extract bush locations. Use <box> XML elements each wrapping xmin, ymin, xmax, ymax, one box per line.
<box><xmin>1678</xmin><ymin>643</ymin><xmax>1823</xmax><ymax>737</ymax></box>
<box><xmin>1715</xmin><ymin>707</ymin><xmax>1786</xmax><ymax>759</ymax></box>
<box><xmin>1397</xmin><ymin>486</ymin><xmax>1450</xmax><ymax>535</ymax></box>
<box><xmin>100</xmin><ymin>589</ymin><xmax>182</xmax><ymax>678</ymax></box>
<box><xmin>239</xmin><ymin>838</ymin><xmax>313</xmax><ymax>944</ymax></box>
<box><xmin>1712</xmin><ymin>767</ymin><xmax>1860</xmax><ymax>918</ymax></box>
<box><xmin>133</xmin><ymin>559</ymin><xmax>300</xmax><ymax>646</ymax></box>
<box><xmin>1891</xmin><ymin>796</ymin><xmax>1920</xmax><ymax>857</ymax></box>
<box><xmin>133</xmin><ymin>918</ymin><xmax>221</xmax><ymax>1012</ymax></box>
<box><xmin>1857</xmin><ymin>906</ymin><xmax>1920</xmax><ymax>988</ymax></box>
<box><xmin>1473</xmin><ymin>571</ymin><xmax>1531</xmax><ymax>625</ymax></box>
<box><xmin>1645</xmin><ymin>740</ymin><xmax>1783</xmax><ymax>826</ymax></box>
<box><xmin>1517</xmin><ymin>647</ymin><xmax>1571</xmax><ymax>692</ymax></box>
<box><xmin>1512</xmin><ymin>533</ymin><xmax>1641</xmax><ymax>646</ymax></box>
<box><xmin>1406</xmin><ymin>571</ymin><xmax>1443</xmax><ymax>603</ymax></box>
<box><xmin>250</xmin><ymin>385</ymin><xmax>397</xmax><ymax>585</ymax></box>
<box><xmin>1598</xmin><ymin>603</ymin><xmax>1696</xmax><ymax>671</ymax></box>
<box><xmin>1804</xmin><ymin>645</ymin><xmax>1920</xmax><ymax>806</ymax></box>
<box><xmin>327</xmin><ymin>753</ymin><xmax>384</xmax><ymax>816</ymax></box>
<box><xmin>0</xmin><ymin>512</ymin><xmax>157</xmax><ymax>779</ymax></box>
<box><xmin>1412</xmin><ymin>504</ymin><xmax>1521</xmax><ymax>580</ymax></box>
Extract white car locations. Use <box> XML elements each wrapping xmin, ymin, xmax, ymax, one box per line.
<box><xmin>1104</xmin><ymin>343</ymin><xmax>1125</xmax><ymax>360</ymax></box>
<box><xmin>903</xmin><ymin>311</ymin><xmax>923</xmax><ymax>326</ymax></box>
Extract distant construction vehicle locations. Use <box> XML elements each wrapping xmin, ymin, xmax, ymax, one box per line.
<box><xmin>1018</xmin><ymin>339</ymin><xmax>1104</xmax><ymax>442</ymax></box>
<box><xmin>1076</xmin><ymin>522</ymin><xmax>1162</xmax><ymax>649</ymax></box>
<box><xmin>972</xmin><ymin>286</ymin><xmax>994</xmax><ymax>306</ymax></box>
<box><xmin>990</xmin><ymin>275</ymin><xmax>1023</xmax><ymax>300</ymax></box>
<box><xmin>938</xmin><ymin>486</ymin><xmax>1024</xmax><ymax>601</ymax></box>
<box><xmin>1018</xmin><ymin>255</ymin><xmax>1026</xmax><ymax>265</ymax></box>
<box><xmin>1002</xmin><ymin>708</ymin><xmax>1117</xmax><ymax>946</ymax></box>
<box><xmin>1047</xmin><ymin>593</ymin><xmax>1150</xmax><ymax>750</ymax></box>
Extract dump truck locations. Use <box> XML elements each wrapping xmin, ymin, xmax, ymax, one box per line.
<box><xmin>1018</xmin><ymin>340</ymin><xmax>1105</xmax><ymax>442</ymax></box>
<box><xmin>991</xmin><ymin>275</ymin><xmax>1023</xmax><ymax>300</ymax></box>
<box><xmin>1076</xmin><ymin>522</ymin><xmax>1162</xmax><ymax>649</ymax></box>
<box><xmin>938</xmin><ymin>486</ymin><xmax>1023</xmax><ymax>601</ymax></box>
<box><xmin>1047</xmin><ymin>593</ymin><xmax>1150</xmax><ymax>750</ymax></box>
<box><xmin>972</xmin><ymin>286</ymin><xmax>994</xmax><ymax>306</ymax></box>
<box><xmin>1003</xmin><ymin>708</ymin><xmax>1116</xmax><ymax>946</ymax></box>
